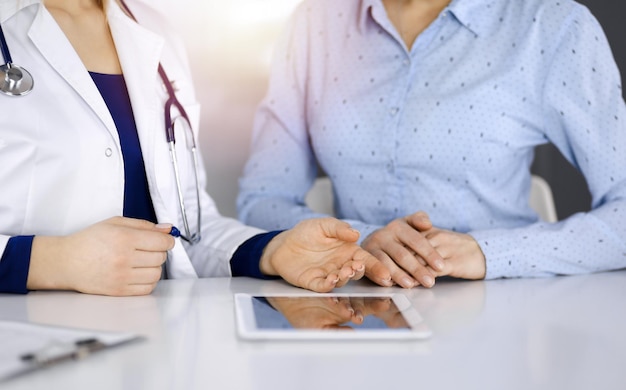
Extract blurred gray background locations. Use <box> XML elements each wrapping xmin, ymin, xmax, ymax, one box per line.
<box><xmin>155</xmin><ymin>0</ymin><xmax>625</xmax><ymax>220</ymax></box>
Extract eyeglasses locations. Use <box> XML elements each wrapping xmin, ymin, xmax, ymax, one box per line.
<box><xmin>120</xmin><ymin>0</ymin><xmax>201</xmax><ymax>244</ymax></box>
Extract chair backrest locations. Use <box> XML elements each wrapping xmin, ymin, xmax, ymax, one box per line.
<box><xmin>529</xmin><ymin>174</ymin><xmax>558</xmax><ymax>222</ymax></box>
<box><xmin>305</xmin><ymin>176</ymin><xmax>335</xmax><ymax>216</ymax></box>
<box><xmin>306</xmin><ymin>174</ymin><xmax>558</xmax><ymax>222</ymax></box>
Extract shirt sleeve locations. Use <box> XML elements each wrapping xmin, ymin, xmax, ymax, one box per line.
<box><xmin>0</xmin><ymin>236</ymin><xmax>34</xmax><ymax>294</ymax></box>
<box><xmin>236</xmin><ymin>3</ymin><xmax>328</xmax><ymax>231</ymax></box>
<box><xmin>471</xmin><ymin>6</ymin><xmax>626</xmax><ymax>279</ymax></box>
<box><xmin>230</xmin><ymin>231</ymin><xmax>283</xmax><ymax>279</ymax></box>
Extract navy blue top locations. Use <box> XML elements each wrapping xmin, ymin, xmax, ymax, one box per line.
<box><xmin>90</xmin><ymin>72</ymin><xmax>158</xmax><ymax>223</ymax></box>
<box><xmin>0</xmin><ymin>73</ymin><xmax>277</xmax><ymax>294</ymax></box>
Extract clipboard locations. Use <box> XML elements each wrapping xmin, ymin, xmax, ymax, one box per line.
<box><xmin>0</xmin><ymin>320</ymin><xmax>141</xmax><ymax>382</ymax></box>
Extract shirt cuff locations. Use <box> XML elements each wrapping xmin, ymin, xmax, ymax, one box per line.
<box><xmin>230</xmin><ymin>231</ymin><xmax>283</xmax><ymax>279</ymax></box>
<box><xmin>0</xmin><ymin>236</ymin><xmax>34</xmax><ymax>294</ymax></box>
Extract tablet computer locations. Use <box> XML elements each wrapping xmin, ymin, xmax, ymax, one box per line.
<box><xmin>234</xmin><ymin>293</ymin><xmax>431</xmax><ymax>340</ymax></box>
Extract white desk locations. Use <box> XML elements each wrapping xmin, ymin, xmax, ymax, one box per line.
<box><xmin>1</xmin><ymin>271</ymin><xmax>625</xmax><ymax>390</ymax></box>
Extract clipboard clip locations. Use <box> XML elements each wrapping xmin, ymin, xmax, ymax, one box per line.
<box><xmin>20</xmin><ymin>338</ymin><xmax>106</xmax><ymax>367</ymax></box>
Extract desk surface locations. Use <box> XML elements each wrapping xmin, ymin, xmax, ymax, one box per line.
<box><xmin>1</xmin><ymin>272</ymin><xmax>625</xmax><ymax>390</ymax></box>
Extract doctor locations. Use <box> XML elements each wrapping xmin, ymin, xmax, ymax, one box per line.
<box><xmin>0</xmin><ymin>0</ymin><xmax>392</xmax><ymax>296</ymax></box>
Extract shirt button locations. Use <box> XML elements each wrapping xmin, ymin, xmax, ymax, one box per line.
<box><xmin>105</xmin><ymin>148</ymin><xmax>113</xmax><ymax>157</ymax></box>
<box><xmin>402</xmin><ymin>59</ymin><xmax>410</xmax><ymax>66</ymax></box>
<box><xmin>390</xmin><ymin>107</ymin><xmax>399</xmax><ymax>116</ymax></box>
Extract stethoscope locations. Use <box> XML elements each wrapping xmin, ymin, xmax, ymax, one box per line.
<box><xmin>118</xmin><ymin>0</ymin><xmax>202</xmax><ymax>244</ymax></box>
<box><xmin>0</xmin><ymin>23</ymin><xmax>34</xmax><ymax>96</ymax></box>
<box><xmin>1</xmin><ymin>2</ymin><xmax>202</xmax><ymax>243</ymax></box>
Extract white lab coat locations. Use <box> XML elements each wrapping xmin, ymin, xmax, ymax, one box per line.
<box><xmin>0</xmin><ymin>0</ymin><xmax>264</xmax><ymax>279</ymax></box>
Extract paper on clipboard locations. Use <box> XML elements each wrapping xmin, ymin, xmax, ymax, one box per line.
<box><xmin>0</xmin><ymin>320</ymin><xmax>141</xmax><ymax>382</ymax></box>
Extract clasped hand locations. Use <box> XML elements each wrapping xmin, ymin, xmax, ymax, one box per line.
<box><xmin>362</xmin><ymin>211</ymin><xmax>487</xmax><ymax>288</ymax></box>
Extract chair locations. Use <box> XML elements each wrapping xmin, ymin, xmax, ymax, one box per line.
<box><xmin>305</xmin><ymin>174</ymin><xmax>558</xmax><ymax>222</ymax></box>
<box><xmin>529</xmin><ymin>174</ymin><xmax>558</xmax><ymax>222</ymax></box>
<box><xmin>305</xmin><ymin>176</ymin><xmax>335</xmax><ymax>216</ymax></box>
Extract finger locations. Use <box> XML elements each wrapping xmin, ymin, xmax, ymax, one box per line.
<box><xmin>396</xmin><ymin>228</ymin><xmax>444</xmax><ymax>272</ymax></box>
<box><xmin>361</xmin><ymin>254</ymin><xmax>393</xmax><ymax>287</ymax></box>
<box><xmin>126</xmin><ymin>281</ymin><xmax>159</xmax><ymax>296</ymax></box>
<box><xmin>405</xmin><ymin>211</ymin><xmax>433</xmax><ymax>231</ymax></box>
<box><xmin>349</xmin><ymin>298</ymin><xmax>367</xmax><ymax>323</ymax></box>
<box><xmin>131</xmin><ymin>230</ymin><xmax>176</xmax><ymax>253</ymax></box>
<box><xmin>306</xmin><ymin>273</ymin><xmax>340</xmax><ymax>293</ymax></box>
<box><xmin>351</xmin><ymin>263</ymin><xmax>366</xmax><ymax>281</ymax></box>
<box><xmin>108</xmin><ymin>281</ymin><xmax>158</xmax><ymax>297</ymax></box>
<box><xmin>127</xmin><ymin>266</ymin><xmax>163</xmax><ymax>285</ymax></box>
<box><xmin>369</xmin><ymin>249</ymin><xmax>417</xmax><ymax>288</ymax></box>
<box><xmin>319</xmin><ymin>218</ymin><xmax>360</xmax><ymax>243</ymax></box>
<box><xmin>337</xmin><ymin>263</ymin><xmax>357</xmax><ymax>285</ymax></box>
<box><xmin>129</xmin><ymin>250</ymin><xmax>168</xmax><ymax>268</ymax></box>
<box><xmin>107</xmin><ymin>216</ymin><xmax>160</xmax><ymax>231</ymax></box>
<box><xmin>337</xmin><ymin>297</ymin><xmax>355</xmax><ymax>317</ymax></box>
<box><xmin>377</xmin><ymin>241</ymin><xmax>436</xmax><ymax>287</ymax></box>
<box><xmin>351</xmin><ymin>248</ymin><xmax>391</xmax><ymax>286</ymax></box>
<box><xmin>388</xmin><ymin>248</ymin><xmax>436</xmax><ymax>288</ymax></box>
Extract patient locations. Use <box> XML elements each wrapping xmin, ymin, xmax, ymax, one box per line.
<box><xmin>238</xmin><ymin>0</ymin><xmax>626</xmax><ymax>288</ymax></box>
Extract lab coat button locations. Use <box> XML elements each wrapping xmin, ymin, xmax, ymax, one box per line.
<box><xmin>105</xmin><ymin>148</ymin><xmax>113</xmax><ymax>157</ymax></box>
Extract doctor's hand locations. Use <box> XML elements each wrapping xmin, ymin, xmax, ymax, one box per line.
<box><xmin>259</xmin><ymin>218</ymin><xmax>392</xmax><ymax>293</ymax></box>
<box><xmin>27</xmin><ymin>217</ymin><xmax>175</xmax><ymax>296</ymax></box>
<box><xmin>361</xmin><ymin>211</ymin><xmax>445</xmax><ymax>289</ymax></box>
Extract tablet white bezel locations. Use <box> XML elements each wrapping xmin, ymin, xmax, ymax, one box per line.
<box><xmin>234</xmin><ymin>293</ymin><xmax>432</xmax><ymax>340</ymax></box>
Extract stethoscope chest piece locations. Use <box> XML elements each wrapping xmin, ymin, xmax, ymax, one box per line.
<box><xmin>0</xmin><ymin>63</ymin><xmax>34</xmax><ymax>96</ymax></box>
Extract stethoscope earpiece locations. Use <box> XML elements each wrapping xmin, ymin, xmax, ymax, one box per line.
<box><xmin>0</xmin><ymin>63</ymin><xmax>34</xmax><ymax>96</ymax></box>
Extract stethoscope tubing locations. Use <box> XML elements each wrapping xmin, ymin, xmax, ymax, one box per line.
<box><xmin>0</xmin><ymin>24</ymin><xmax>13</xmax><ymax>65</ymax></box>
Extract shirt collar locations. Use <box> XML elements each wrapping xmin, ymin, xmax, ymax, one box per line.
<box><xmin>358</xmin><ymin>0</ymin><xmax>496</xmax><ymax>37</ymax></box>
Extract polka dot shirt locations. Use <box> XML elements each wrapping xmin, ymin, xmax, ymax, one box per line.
<box><xmin>238</xmin><ymin>0</ymin><xmax>626</xmax><ymax>279</ymax></box>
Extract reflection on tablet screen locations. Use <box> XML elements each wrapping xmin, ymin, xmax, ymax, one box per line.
<box><xmin>251</xmin><ymin>296</ymin><xmax>410</xmax><ymax>331</ymax></box>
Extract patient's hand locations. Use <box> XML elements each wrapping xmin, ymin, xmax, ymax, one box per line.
<box><xmin>422</xmin><ymin>228</ymin><xmax>486</xmax><ymax>280</ymax></box>
<box><xmin>362</xmin><ymin>211</ymin><xmax>445</xmax><ymax>288</ymax></box>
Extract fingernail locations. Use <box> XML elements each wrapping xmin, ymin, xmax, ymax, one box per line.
<box><xmin>381</xmin><ymin>278</ymin><xmax>393</xmax><ymax>287</ymax></box>
<box><xmin>349</xmin><ymin>270</ymin><xmax>356</xmax><ymax>278</ymax></box>
<box><xmin>155</xmin><ymin>223</ymin><xmax>173</xmax><ymax>230</ymax></box>
<box><xmin>435</xmin><ymin>260</ymin><xmax>445</xmax><ymax>270</ymax></box>
<box><xmin>423</xmin><ymin>275</ymin><xmax>434</xmax><ymax>287</ymax></box>
<box><xmin>357</xmin><ymin>264</ymin><xmax>365</xmax><ymax>271</ymax></box>
<box><xmin>401</xmin><ymin>277</ymin><xmax>415</xmax><ymax>288</ymax></box>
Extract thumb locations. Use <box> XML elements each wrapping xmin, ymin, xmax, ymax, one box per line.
<box><xmin>319</xmin><ymin>218</ymin><xmax>360</xmax><ymax>243</ymax></box>
<box><xmin>406</xmin><ymin>211</ymin><xmax>433</xmax><ymax>231</ymax></box>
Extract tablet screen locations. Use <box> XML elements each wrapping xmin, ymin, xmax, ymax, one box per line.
<box><xmin>235</xmin><ymin>294</ymin><xmax>431</xmax><ymax>340</ymax></box>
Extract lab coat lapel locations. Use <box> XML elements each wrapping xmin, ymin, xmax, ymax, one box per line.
<box><xmin>26</xmin><ymin>3</ymin><xmax>118</xmax><ymax>142</ymax></box>
<box><xmin>107</xmin><ymin>3</ymin><xmax>163</xmax><ymax>182</ymax></box>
